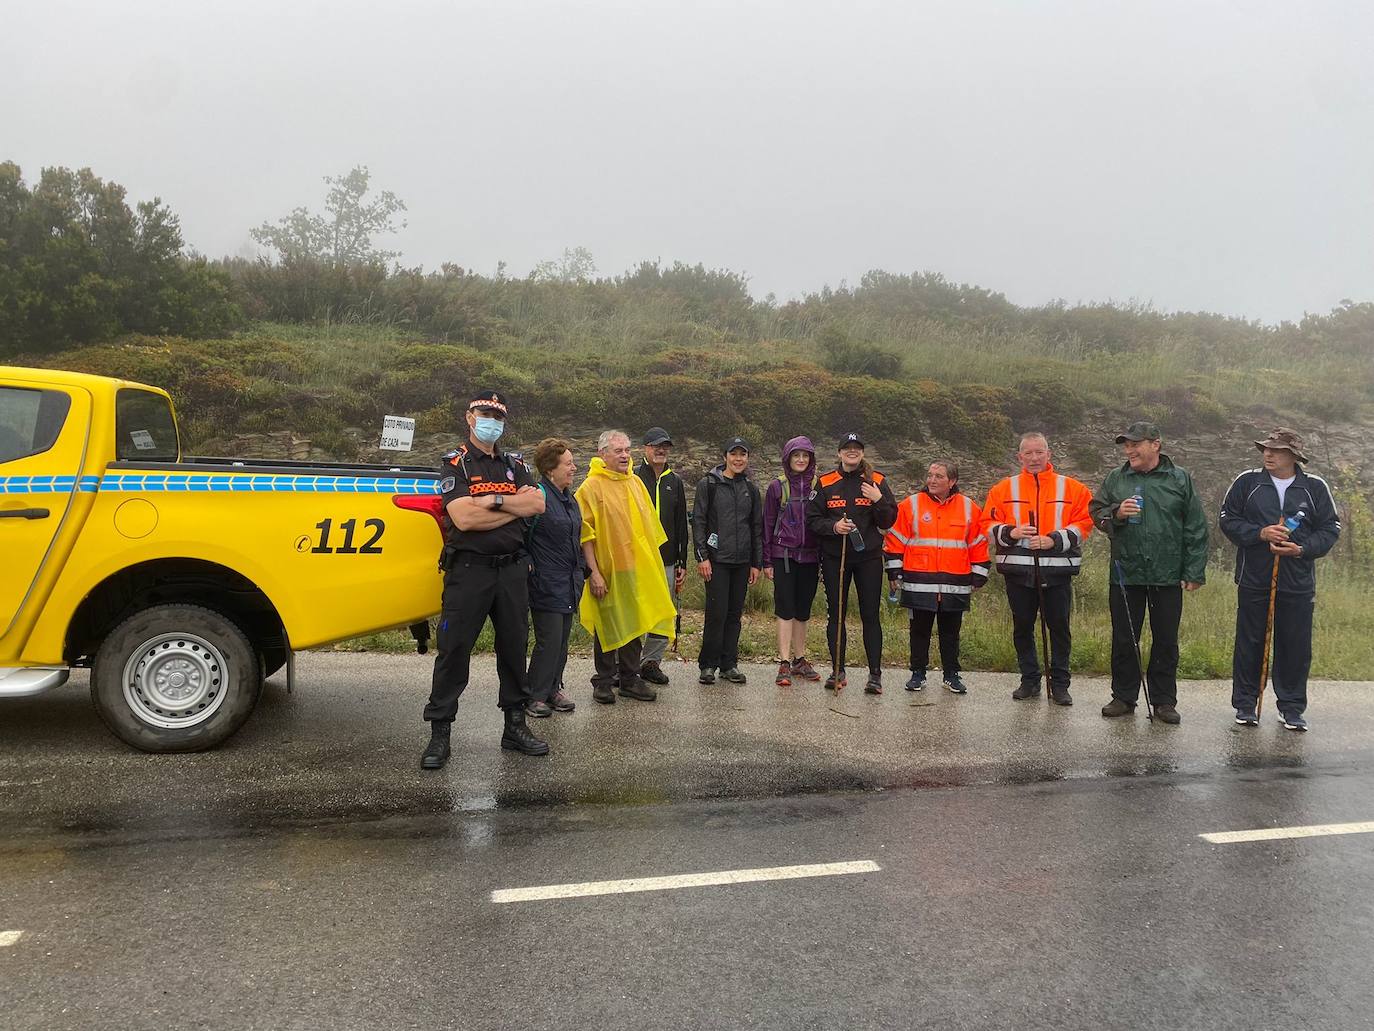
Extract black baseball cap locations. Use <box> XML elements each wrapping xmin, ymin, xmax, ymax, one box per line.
<box><xmin>838</xmin><ymin>432</ymin><xmax>865</xmax><ymax>450</ymax></box>
<box><xmin>643</xmin><ymin>427</ymin><xmax>673</xmax><ymax>446</ymax></box>
<box><xmin>723</xmin><ymin>436</ymin><xmax>750</xmax><ymax>454</ymax></box>
<box><xmin>468</xmin><ymin>390</ymin><xmax>509</xmax><ymax>416</ymax></box>
<box><xmin>1114</xmin><ymin>420</ymin><xmax>1160</xmax><ymax>444</ymax></box>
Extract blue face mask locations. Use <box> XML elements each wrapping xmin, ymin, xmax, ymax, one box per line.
<box><xmin>473</xmin><ymin>416</ymin><xmax>505</xmax><ymax>445</ymax></box>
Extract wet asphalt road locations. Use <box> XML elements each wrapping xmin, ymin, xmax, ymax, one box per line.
<box><xmin>2</xmin><ymin>654</ymin><xmax>1373</xmax><ymax>1030</ymax></box>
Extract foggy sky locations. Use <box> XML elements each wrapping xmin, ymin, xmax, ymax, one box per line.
<box><xmin>4</xmin><ymin>0</ymin><xmax>1372</xmax><ymax>323</ymax></box>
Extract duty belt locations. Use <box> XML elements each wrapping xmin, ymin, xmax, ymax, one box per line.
<box><xmin>453</xmin><ymin>550</ymin><xmax>526</xmax><ymax>568</ymax></box>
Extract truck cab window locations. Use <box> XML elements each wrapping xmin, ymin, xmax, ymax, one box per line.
<box><xmin>115</xmin><ymin>389</ymin><xmax>180</xmax><ymax>461</ymax></box>
<box><xmin>0</xmin><ymin>386</ymin><xmax>72</xmax><ymax>464</ymax></box>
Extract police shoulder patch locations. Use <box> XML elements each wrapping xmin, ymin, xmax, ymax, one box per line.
<box><xmin>440</xmin><ymin>476</ymin><xmax>456</xmax><ymax>493</ymax></box>
<box><xmin>808</xmin><ymin>489</ymin><xmax>818</xmax><ymax>501</ymax></box>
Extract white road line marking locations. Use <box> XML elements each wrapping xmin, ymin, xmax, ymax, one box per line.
<box><xmin>1200</xmin><ymin>821</ymin><xmax>1374</xmax><ymax>845</ymax></box>
<box><xmin>490</xmin><ymin>860</ymin><xmax>882</xmax><ymax>904</ymax></box>
<box><xmin>0</xmin><ymin>931</ymin><xmax>25</xmax><ymax>947</ymax></box>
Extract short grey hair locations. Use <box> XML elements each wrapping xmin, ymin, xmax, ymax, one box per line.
<box><xmin>1018</xmin><ymin>431</ymin><xmax>1049</xmax><ymax>449</ymax></box>
<box><xmin>597</xmin><ymin>429</ymin><xmax>630</xmax><ymax>451</ymax></box>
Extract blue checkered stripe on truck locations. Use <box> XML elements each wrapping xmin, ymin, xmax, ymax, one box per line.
<box><xmin>0</xmin><ymin>474</ymin><xmax>441</xmax><ymax>494</ymax></box>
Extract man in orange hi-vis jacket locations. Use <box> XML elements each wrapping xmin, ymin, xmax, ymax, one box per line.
<box><xmin>981</xmin><ymin>432</ymin><xmax>1094</xmax><ymax>706</ymax></box>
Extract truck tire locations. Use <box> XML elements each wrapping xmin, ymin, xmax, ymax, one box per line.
<box><xmin>91</xmin><ymin>603</ymin><xmax>264</xmax><ymax>753</ymax></box>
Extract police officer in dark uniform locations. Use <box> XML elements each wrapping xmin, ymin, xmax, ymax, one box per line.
<box><xmin>421</xmin><ymin>390</ymin><xmax>550</xmax><ymax>769</ymax></box>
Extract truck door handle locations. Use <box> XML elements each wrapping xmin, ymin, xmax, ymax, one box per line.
<box><xmin>0</xmin><ymin>508</ymin><xmax>50</xmax><ymax>520</ymax></box>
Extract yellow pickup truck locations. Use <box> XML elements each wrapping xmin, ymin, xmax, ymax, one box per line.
<box><xmin>1</xmin><ymin>366</ymin><xmax>446</xmax><ymax>752</ymax></box>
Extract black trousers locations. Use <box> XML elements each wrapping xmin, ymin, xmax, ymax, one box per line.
<box><xmin>1005</xmin><ymin>580</ymin><xmax>1073</xmax><ymax>689</ymax></box>
<box><xmin>593</xmin><ymin>632</ymin><xmax>643</xmax><ymax>690</ymax></box>
<box><xmin>821</xmin><ymin>553</ymin><xmax>884</xmax><ymax>674</ymax></box>
<box><xmin>528</xmin><ymin>609</ymin><xmax>573</xmax><ymax>702</ymax></box>
<box><xmin>1232</xmin><ymin>587</ymin><xmax>1314</xmax><ymax>717</ymax></box>
<box><xmin>909</xmin><ymin>609</ymin><xmax>963</xmax><ymax>676</ymax></box>
<box><xmin>1109</xmin><ymin>584</ymin><xmax>1183</xmax><ymax>706</ymax></box>
<box><xmin>425</xmin><ymin>558</ymin><xmax>530</xmax><ymax>721</ymax></box>
<box><xmin>699</xmin><ymin>562</ymin><xmax>750</xmax><ymax>671</ymax></box>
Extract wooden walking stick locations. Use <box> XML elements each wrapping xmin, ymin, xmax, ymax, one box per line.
<box><xmin>1256</xmin><ymin>554</ymin><xmax>1280</xmax><ymax>717</ymax></box>
<box><xmin>832</xmin><ymin>531</ymin><xmax>849</xmax><ymax>693</ymax></box>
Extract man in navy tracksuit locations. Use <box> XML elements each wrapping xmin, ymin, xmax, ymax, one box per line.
<box><xmin>1220</xmin><ymin>428</ymin><xmax>1341</xmax><ymax>732</ymax></box>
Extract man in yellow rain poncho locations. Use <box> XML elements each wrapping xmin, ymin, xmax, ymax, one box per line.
<box><xmin>576</xmin><ymin>429</ymin><xmax>678</xmax><ymax>704</ymax></box>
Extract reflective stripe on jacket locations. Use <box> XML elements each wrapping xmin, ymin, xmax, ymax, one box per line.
<box><xmin>981</xmin><ymin>463</ymin><xmax>1094</xmax><ymax>583</ymax></box>
<box><xmin>883</xmin><ymin>489</ymin><xmax>990</xmax><ymax>612</ymax></box>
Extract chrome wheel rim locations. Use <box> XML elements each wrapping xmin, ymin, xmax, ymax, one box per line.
<box><xmin>122</xmin><ymin>632</ymin><xmax>230</xmax><ymax>729</ymax></box>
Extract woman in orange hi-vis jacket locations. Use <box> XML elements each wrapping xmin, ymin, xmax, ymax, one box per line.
<box><xmin>883</xmin><ymin>460</ymin><xmax>990</xmax><ymax>695</ymax></box>
<box><xmin>980</xmin><ymin>432</ymin><xmax>1094</xmax><ymax>706</ymax></box>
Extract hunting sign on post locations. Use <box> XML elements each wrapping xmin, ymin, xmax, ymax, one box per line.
<box><xmin>380</xmin><ymin>416</ymin><xmax>415</xmax><ymax>452</ymax></box>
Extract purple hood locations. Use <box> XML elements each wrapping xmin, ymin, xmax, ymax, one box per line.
<box><xmin>763</xmin><ymin>436</ymin><xmax>819</xmax><ymax>565</ymax></box>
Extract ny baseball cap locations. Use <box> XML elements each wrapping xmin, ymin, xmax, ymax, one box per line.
<box><xmin>838</xmin><ymin>432</ymin><xmax>865</xmax><ymax>450</ymax></box>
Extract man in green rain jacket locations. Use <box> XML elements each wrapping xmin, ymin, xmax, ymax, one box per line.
<box><xmin>1089</xmin><ymin>421</ymin><xmax>1209</xmax><ymax>725</ymax></box>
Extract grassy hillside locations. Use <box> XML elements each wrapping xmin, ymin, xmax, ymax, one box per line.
<box><xmin>13</xmin><ymin>265</ymin><xmax>1374</xmax><ymax>677</ymax></box>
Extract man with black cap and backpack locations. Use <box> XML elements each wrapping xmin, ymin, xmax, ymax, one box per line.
<box><xmin>421</xmin><ymin>390</ymin><xmax>550</xmax><ymax>770</ymax></box>
<box><xmin>1221</xmin><ymin>428</ymin><xmax>1341</xmax><ymax>732</ymax></box>
<box><xmin>806</xmin><ymin>432</ymin><xmax>898</xmax><ymax>693</ymax></box>
<box><xmin>635</xmin><ymin>426</ymin><xmax>689</xmax><ymax>685</ymax></box>
<box><xmin>693</xmin><ymin>437</ymin><xmax>763</xmax><ymax>685</ymax></box>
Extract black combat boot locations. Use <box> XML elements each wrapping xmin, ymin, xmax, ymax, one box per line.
<box><xmin>501</xmin><ymin>708</ymin><xmax>551</xmax><ymax>756</ymax></box>
<box><xmin>420</xmin><ymin>721</ymin><xmax>451</xmax><ymax>770</ymax></box>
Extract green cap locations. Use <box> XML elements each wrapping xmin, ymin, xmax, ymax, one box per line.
<box><xmin>1115</xmin><ymin>421</ymin><xmax>1160</xmax><ymax>444</ymax></box>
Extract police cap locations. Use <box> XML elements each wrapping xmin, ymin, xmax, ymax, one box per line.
<box><xmin>468</xmin><ymin>390</ymin><xmax>509</xmax><ymax>416</ymax></box>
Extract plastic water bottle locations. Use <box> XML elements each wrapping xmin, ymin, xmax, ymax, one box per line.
<box><xmin>887</xmin><ymin>584</ymin><xmax>900</xmax><ymax>604</ymax></box>
<box><xmin>848</xmin><ymin>527</ymin><xmax>865</xmax><ymax>552</ymax></box>
<box><xmin>1283</xmin><ymin>510</ymin><xmax>1306</xmax><ymax>533</ymax></box>
<box><xmin>1127</xmin><ymin>493</ymin><xmax>1144</xmax><ymax>525</ymax></box>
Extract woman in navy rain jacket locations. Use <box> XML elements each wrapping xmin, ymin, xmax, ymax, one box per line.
<box><xmin>526</xmin><ymin>438</ymin><xmax>584</xmax><ymax>717</ymax></box>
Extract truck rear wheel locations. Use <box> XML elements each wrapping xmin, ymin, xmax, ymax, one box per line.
<box><xmin>91</xmin><ymin>604</ymin><xmax>263</xmax><ymax>753</ymax></box>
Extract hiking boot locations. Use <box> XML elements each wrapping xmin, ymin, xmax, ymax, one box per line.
<box><xmin>501</xmin><ymin>708</ymin><xmax>550</xmax><ymax>755</ymax></box>
<box><xmin>1235</xmin><ymin>708</ymin><xmax>1259</xmax><ymax>726</ymax></box>
<box><xmin>720</xmin><ymin>668</ymin><xmax>747</xmax><ymax>684</ymax></box>
<box><xmin>525</xmin><ymin>699</ymin><xmax>553</xmax><ymax>719</ymax></box>
<box><xmin>943</xmin><ymin>674</ymin><xmax>967</xmax><ymax>695</ymax></box>
<box><xmin>698</xmin><ymin>668</ymin><xmax>716</xmax><ymax>685</ymax></box>
<box><xmin>864</xmin><ymin>672</ymin><xmax>882</xmax><ymax>695</ymax></box>
<box><xmin>420</xmin><ymin>721</ymin><xmax>451</xmax><ymax>770</ymax></box>
<box><xmin>1050</xmin><ymin>686</ymin><xmax>1073</xmax><ymax>707</ymax></box>
<box><xmin>617</xmin><ymin>678</ymin><xmax>658</xmax><ymax>702</ymax></box>
<box><xmin>904</xmin><ymin>672</ymin><xmax>926</xmax><ymax>692</ymax></box>
<box><xmin>1012</xmin><ymin>679</ymin><xmax>1041</xmax><ymax>701</ymax></box>
<box><xmin>824</xmin><ymin>669</ymin><xmax>847</xmax><ymax>691</ymax></box>
<box><xmin>1155</xmin><ymin>704</ymin><xmax>1181</xmax><ymax>725</ymax></box>
<box><xmin>776</xmin><ymin>661</ymin><xmax>793</xmax><ymax>686</ymax></box>
<box><xmin>1101</xmin><ymin>698</ymin><xmax>1135</xmax><ymax>718</ymax></box>
<box><xmin>792</xmin><ymin>657</ymin><xmax>821</xmax><ymax>682</ymax></box>
<box><xmin>548</xmin><ymin>690</ymin><xmax>576</xmax><ymax>713</ymax></box>
<box><xmin>1280</xmin><ymin>712</ymin><xmax>1308</xmax><ymax>732</ymax></box>
<box><xmin>592</xmin><ymin>683</ymin><xmax>617</xmax><ymax>704</ymax></box>
<box><xmin>640</xmin><ymin>661</ymin><xmax>670</xmax><ymax>685</ymax></box>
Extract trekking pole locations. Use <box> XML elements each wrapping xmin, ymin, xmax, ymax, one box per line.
<box><xmin>833</xmin><ymin>532</ymin><xmax>849</xmax><ymax>693</ymax></box>
<box><xmin>1256</xmin><ymin>554</ymin><xmax>1280</xmax><ymax>717</ymax></box>
<box><xmin>1115</xmin><ymin>560</ymin><xmax>1153</xmax><ymax>723</ymax></box>
<box><xmin>1030</xmin><ymin>508</ymin><xmax>1051</xmax><ymax>698</ymax></box>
